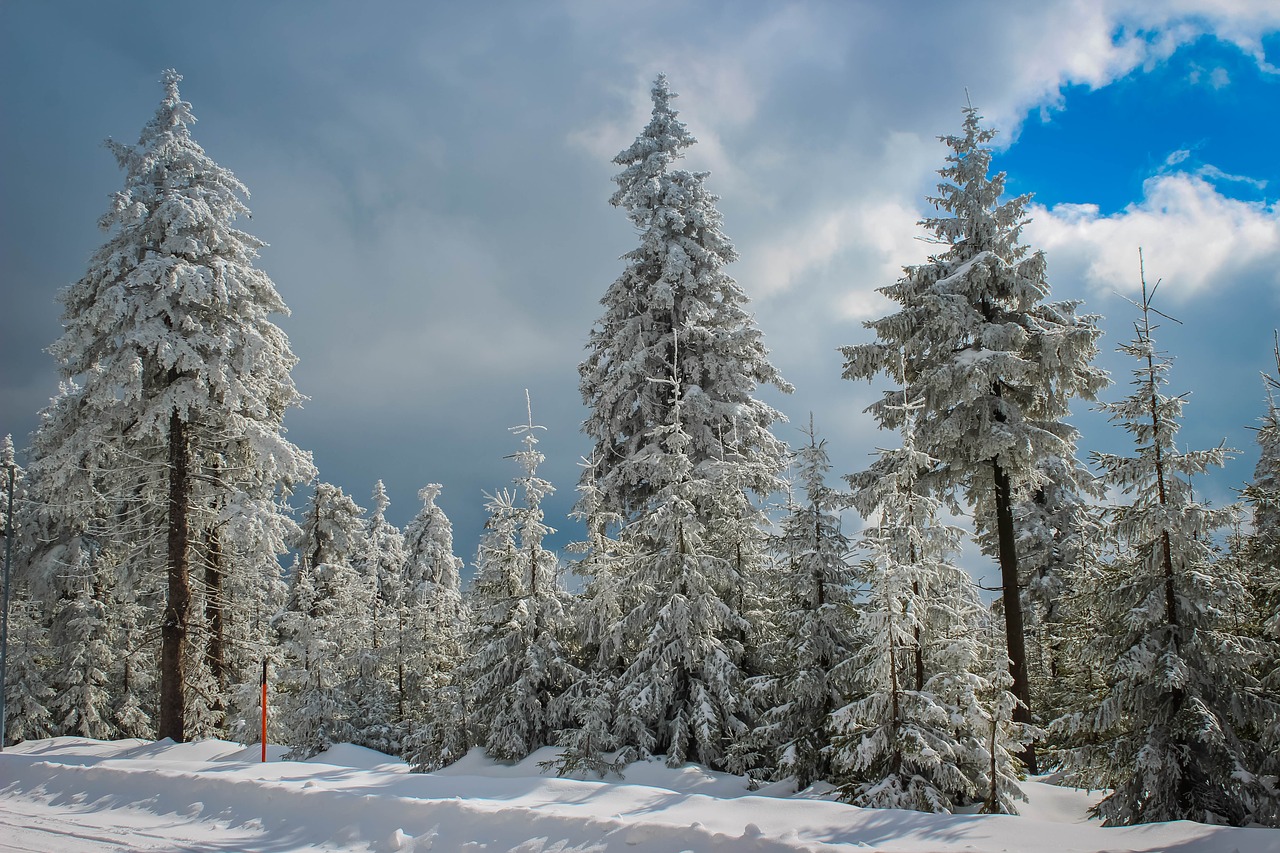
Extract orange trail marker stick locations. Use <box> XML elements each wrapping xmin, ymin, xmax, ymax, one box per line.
<box><xmin>261</xmin><ymin>658</ymin><xmax>268</xmax><ymax>763</ymax></box>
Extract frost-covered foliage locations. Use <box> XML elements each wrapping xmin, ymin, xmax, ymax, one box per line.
<box><xmin>572</xmin><ymin>75</ymin><xmax>788</xmax><ymax>774</ymax></box>
<box><xmin>1014</xmin><ymin>453</ymin><xmax>1101</xmax><ymax>723</ymax></box>
<box><xmin>400</xmin><ymin>483</ymin><xmax>468</xmax><ymax>770</ymax></box>
<box><xmin>579</xmin><ymin>74</ymin><xmax>790</xmax><ymax>524</ymax></box>
<box><xmin>604</xmin><ymin>375</ymin><xmax>753</xmax><ymax>771</ymax></box>
<box><xmin>49</xmin><ymin>543</ymin><xmax>115</xmax><ymax>740</ymax></box>
<box><xmin>345</xmin><ymin>481</ymin><xmax>406</xmax><ymax>754</ymax></box>
<box><xmin>1052</xmin><ymin>281</ymin><xmax>1279</xmax><ymax>827</ymax></box>
<box><xmin>461</xmin><ymin>401</ymin><xmax>579</xmax><ymax>762</ymax></box>
<box><xmin>2</xmin><ymin>440</ymin><xmax>53</xmax><ymax>745</ymax></box>
<box><xmin>1244</xmin><ymin>336</ymin><xmax>1280</xmax><ymax>650</ymax></box>
<box><xmin>546</xmin><ymin>457</ymin><xmax>628</xmax><ymax>777</ymax></box>
<box><xmin>276</xmin><ymin>484</ymin><xmax>370</xmax><ymax>759</ymax></box>
<box><xmin>2</xmin><ymin>592</ymin><xmax>54</xmax><ymax>744</ymax></box>
<box><xmin>25</xmin><ymin>70</ymin><xmax>312</xmax><ymax>742</ymax></box>
<box><xmin>836</xmin><ymin>402</ymin><xmax>1026</xmax><ymax>814</ymax></box>
<box><xmin>746</xmin><ymin>419</ymin><xmax>857</xmax><ymax>788</ymax></box>
<box><xmin>841</xmin><ymin>106</ymin><xmax>1106</xmax><ymax>770</ymax></box>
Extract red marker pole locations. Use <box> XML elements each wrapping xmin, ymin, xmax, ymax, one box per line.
<box><xmin>260</xmin><ymin>658</ymin><xmax>268</xmax><ymax>763</ymax></box>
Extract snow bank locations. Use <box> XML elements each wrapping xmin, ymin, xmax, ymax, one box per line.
<box><xmin>1</xmin><ymin>738</ymin><xmax>1276</xmax><ymax>852</ymax></box>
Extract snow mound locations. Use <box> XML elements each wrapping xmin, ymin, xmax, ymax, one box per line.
<box><xmin>303</xmin><ymin>742</ymin><xmax>409</xmax><ymax>771</ymax></box>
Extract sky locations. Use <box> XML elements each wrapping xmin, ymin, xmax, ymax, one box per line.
<box><xmin>2</xmin><ymin>1</ymin><xmax>1278</xmax><ymax>587</ymax></box>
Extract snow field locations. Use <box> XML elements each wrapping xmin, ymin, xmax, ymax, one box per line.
<box><xmin>2</xmin><ymin>738</ymin><xmax>1277</xmax><ymax>853</ymax></box>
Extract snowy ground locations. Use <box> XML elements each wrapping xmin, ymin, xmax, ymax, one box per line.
<box><xmin>1</xmin><ymin>738</ymin><xmax>1276</xmax><ymax>853</ymax></box>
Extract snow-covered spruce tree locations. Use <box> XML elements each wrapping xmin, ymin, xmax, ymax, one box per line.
<box><xmin>579</xmin><ymin>74</ymin><xmax>790</xmax><ymax>525</ymax></box>
<box><xmin>26</xmin><ymin>70</ymin><xmax>312</xmax><ymax>742</ymax></box>
<box><xmin>836</xmin><ymin>398</ymin><xmax>1025</xmax><ymax>813</ymax></box>
<box><xmin>2</xmin><ymin>437</ymin><xmax>55</xmax><ymax>745</ymax></box>
<box><xmin>1052</xmin><ymin>274</ymin><xmax>1279</xmax><ymax>827</ymax></box>
<box><xmin>605</xmin><ymin>366</ymin><xmax>754</xmax><ymax>771</ymax></box>
<box><xmin>1244</xmin><ymin>335</ymin><xmax>1279</xmax><ymax>652</ymax></box>
<box><xmin>345</xmin><ymin>481</ymin><xmax>406</xmax><ymax>754</ymax></box>
<box><xmin>547</xmin><ymin>455</ymin><xmax>628</xmax><ymax>778</ymax></box>
<box><xmin>111</xmin><ymin>573</ymin><xmax>157</xmax><ymax>739</ymax></box>
<box><xmin>841</xmin><ymin>105</ymin><xmax>1106</xmax><ymax>772</ymax></box>
<box><xmin>745</xmin><ymin>417</ymin><xmax>858</xmax><ymax>788</ymax></box>
<box><xmin>400</xmin><ymin>483</ymin><xmax>468</xmax><ymax>767</ymax></box>
<box><xmin>460</xmin><ymin>399</ymin><xmax>579</xmax><ymax>761</ymax></box>
<box><xmin>217</xmin><ymin>470</ymin><xmax>297</xmax><ymax>746</ymax></box>
<box><xmin>275</xmin><ymin>483</ymin><xmax>370</xmax><ymax>759</ymax></box>
<box><xmin>49</xmin><ymin>541</ymin><xmax>115</xmax><ymax>739</ymax></box>
<box><xmin>2</xmin><ymin>591</ymin><xmax>55</xmax><ymax>744</ymax></box>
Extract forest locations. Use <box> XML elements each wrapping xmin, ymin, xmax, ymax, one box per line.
<box><xmin>1</xmin><ymin>70</ymin><xmax>1277</xmax><ymax>830</ymax></box>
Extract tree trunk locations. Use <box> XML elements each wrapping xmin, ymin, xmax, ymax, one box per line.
<box><xmin>160</xmin><ymin>411</ymin><xmax>191</xmax><ymax>742</ymax></box>
<box><xmin>993</xmin><ymin>457</ymin><xmax>1036</xmax><ymax>774</ymax></box>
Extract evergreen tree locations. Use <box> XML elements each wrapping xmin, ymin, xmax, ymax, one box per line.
<box><xmin>547</xmin><ymin>456</ymin><xmax>628</xmax><ymax>777</ymax></box>
<box><xmin>747</xmin><ymin>418</ymin><xmax>858</xmax><ymax>788</ymax></box>
<box><xmin>606</xmin><ymin>368</ymin><xmax>752</xmax><ymax>770</ymax></box>
<box><xmin>400</xmin><ymin>483</ymin><xmax>467</xmax><ymax>767</ymax></box>
<box><xmin>1244</xmin><ymin>335</ymin><xmax>1279</xmax><ymax>649</ymax></box>
<box><xmin>347</xmin><ymin>481</ymin><xmax>405</xmax><ymax>753</ymax></box>
<box><xmin>1014</xmin><ymin>453</ymin><xmax>1101</xmax><ymax>724</ymax></box>
<box><xmin>111</xmin><ymin>574</ymin><xmax>156</xmax><ymax>739</ymax></box>
<box><xmin>2</xmin><ymin>437</ymin><xmax>54</xmax><ymax>744</ymax></box>
<box><xmin>461</xmin><ymin>399</ymin><xmax>578</xmax><ymax>761</ymax></box>
<box><xmin>3</xmin><ymin>592</ymin><xmax>54</xmax><ymax>744</ymax></box>
<box><xmin>1052</xmin><ymin>273</ymin><xmax>1280</xmax><ymax>826</ymax></box>
<box><xmin>579</xmin><ymin>74</ymin><xmax>790</xmax><ymax>525</ymax></box>
<box><xmin>27</xmin><ymin>70</ymin><xmax>312</xmax><ymax>742</ymax></box>
<box><xmin>836</xmin><ymin>398</ymin><xmax>1025</xmax><ymax>813</ymax></box>
<box><xmin>50</xmin><ymin>542</ymin><xmax>114</xmax><ymax>739</ymax></box>
<box><xmin>276</xmin><ymin>483</ymin><xmax>369</xmax><ymax>759</ymax></box>
<box><xmin>841</xmin><ymin>105</ymin><xmax>1107</xmax><ymax>771</ymax></box>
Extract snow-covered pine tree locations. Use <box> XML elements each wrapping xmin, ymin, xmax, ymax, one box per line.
<box><xmin>1244</xmin><ymin>335</ymin><xmax>1279</xmax><ymax>650</ymax></box>
<box><xmin>837</xmin><ymin>396</ymin><xmax>1024</xmax><ymax>812</ymax></box>
<box><xmin>1052</xmin><ymin>271</ymin><xmax>1280</xmax><ymax>826</ymax></box>
<box><xmin>840</xmin><ymin>105</ymin><xmax>1107</xmax><ymax>772</ymax></box>
<box><xmin>218</xmin><ymin>474</ymin><xmax>296</xmax><ymax>747</ymax></box>
<box><xmin>401</xmin><ymin>483</ymin><xmax>468</xmax><ymax>769</ymax></box>
<box><xmin>111</xmin><ymin>573</ymin><xmax>156</xmax><ymax>739</ymax></box>
<box><xmin>461</xmin><ymin>397</ymin><xmax>579</xmax><ymax>761</ymax></box>
<box><xmin>579</xmin><ymin>74</ymin><xmax>790</xmax><ymax>526</ymax></box>
<box><xmin>2</xmin><ymin>591</ymin><xmax>54</xmax><ymax>744</ymax></box>
<box><xmin>49</xmin><ymin>541</ymin><xmax>114</xmax><ymax>739</ymax></box>
<box><xmin>2</xmin><ymin>437</ymin><xmax>55</xmax><ymax>745</ymax></box>
<box><xmin>606</xmin><ymin>365</ymin><xmax>753</xmax><ymax>771</ymax></box>
<box><xmin>347</xmin><ymin>481</ymin><xmax>405</xmax><ymax>754</ymax></box>
<box><xmin>746</xmin><ymin>417</ymin><xmax>858</xmax><ymax>788</ymax></box>
<box><xmin>548</xmin><ymin>455</ymin><xmax>628</xmax><ymax>777</ymax></box>
<box><xmin>275</xmin><ymin>483</ymin><xmax>370</xmax><ymax>759</ymax></box>
<box><xmin>26</xmin><ymin>70</ymin><xmax>312</xmax><ymax>742</ymax></box>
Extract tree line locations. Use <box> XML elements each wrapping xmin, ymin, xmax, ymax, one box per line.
<box><xmin>1</xmin><ymin>71</ymin><xmax>1277</xmax><ymax>828</ymax></box>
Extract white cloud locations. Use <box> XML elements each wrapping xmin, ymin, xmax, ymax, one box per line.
<box><xmin>1026</xmin><ymin>171</ymin><xmax>1280</xmax><ymax>300</ymax></box>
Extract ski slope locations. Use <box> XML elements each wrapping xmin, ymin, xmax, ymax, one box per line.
<box><xmin>1</xmin><ymin>737</ymin><xmax>1276</xmax><ymax>852</ymax></box>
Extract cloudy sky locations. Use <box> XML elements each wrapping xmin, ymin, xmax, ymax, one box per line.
<box><xmin>2</xmin><ymin>1</ymin><xmax>1278</xmax><ymax>584</ymax></box>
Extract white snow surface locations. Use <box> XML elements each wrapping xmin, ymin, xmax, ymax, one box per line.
<box><xmin>1</xmin><ymin>738</ymin><xmax>1276</xmax><ymax>852</ymax></box>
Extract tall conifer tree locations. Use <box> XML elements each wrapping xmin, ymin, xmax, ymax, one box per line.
<box><xmin>1052</xmin><ymin>271</ymin><xmax>1279</xmax><ymax>826</ymax></box>
<box><xmin>579</xmin><ymin>75</ymin><xmax>790</xmax><ymax>524</ymax></box>
<box><xmin>27</xmin><ymin>70</ymin><xmax>312</xmax><ymax>742</ymax></box>
<box><xmin>841</xmin><ymin>105</ymin><xmax>1106</xmax><ymax>771</ymax></box>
